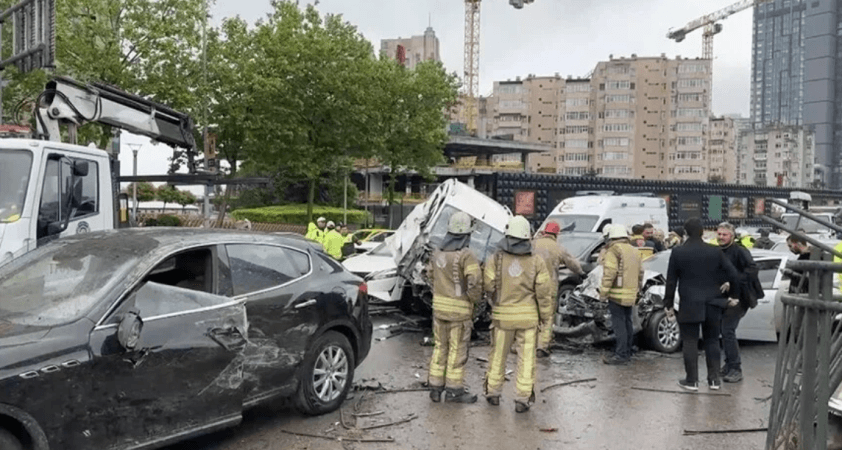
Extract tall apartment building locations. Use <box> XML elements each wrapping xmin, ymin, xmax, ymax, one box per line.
<box><xmin>751</xmin><ymin>0</ymin><xmax>829</xmax><ymax>187</ymax></box>
<box><xmin>740</xmin><ymin>125</ymin><xmax>814</xmax><ymax>187</ymax></box>
<box><xmin>732</xmin><ymin>116</ymin><xmax>754</xmax><ymax>185</ymax></box>
<box><xmin>482</xmin><ymin>75</ymin><xmax>562</xmax><ymax>171</ymax></box>
<box><xmin>708</xmin><ymin>116</ymin><xmax>738</xmax><ymax>183</ymax></box>
<box><xmin>380</xmin><ymin>27</ymin><xmax>440</xmax><ymax>69</ymax></box>
<box><xmin>478</xmin><ymin>55</ymin><xmax>713</xmax><ymax>180</ymax></box>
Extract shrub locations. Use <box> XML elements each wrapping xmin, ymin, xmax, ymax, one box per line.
<box><xmin>146</xmin><ymin>215</ymin><xmax>182</xmax><ymax>227</ymax></box>
<box><xmin>231</xmin><ymin>204</ymin><xmax>371</xmax><ymax>225</ymax></box>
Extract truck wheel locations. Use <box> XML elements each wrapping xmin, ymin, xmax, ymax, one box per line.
<box><xmin>0</xmin><ymin>429</ymin><xmax>23</xmax><ymax>450</ymax></box>
<box><xmin>294</xmin><ymin>331</ymin><xmax>355</xmax><ymax>416</ymax></box>
<box><xmin>645</xmin><ymin>310</ymin><xmax>680</xmax><ymax>353</ymax></box>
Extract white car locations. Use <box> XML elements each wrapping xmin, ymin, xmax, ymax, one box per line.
<box><xmin>342</xmin><ymin>179</ymin><xmax>511</xmax><ymax>310</ymax></box>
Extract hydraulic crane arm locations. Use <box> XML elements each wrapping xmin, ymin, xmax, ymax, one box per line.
<box><xmin>37</xmin><ymin>76</ymin><xmax>196</xmax><ymax>152</ymax></box>
<box><xmin>667</xmin><ymin>0</ymin><xmax>761</xmax><ymax>42</ymax></box>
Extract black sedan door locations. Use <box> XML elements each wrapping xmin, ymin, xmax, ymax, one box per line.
<box><xmin>86</xmin><ymin>279</ymin><xmax>247</xmax><ymax>448</ymax></box>
<box><xmin>223</xmin><ymin>243</ymin><xmax>318</xmax><ymax>404</ymax></box>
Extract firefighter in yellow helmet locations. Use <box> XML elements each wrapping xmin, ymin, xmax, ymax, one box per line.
<box><xmin>483</xmin><ymin>216</ymin><xmax>553</xmax><ymax>413</ymax></box>
<box><xmin>426</xmin><ymin>211</ymin><xmax>482</xmax><ymax>403</ymax></box>
<box><xmin>533</xmin><ymin>220</ymin><xmax>586</xmax><ymax>358</ymax></box>
<box><xmin>599</xmin><ymin>225</ymin><xmax>644</xmax><ymax>365</ymax></box>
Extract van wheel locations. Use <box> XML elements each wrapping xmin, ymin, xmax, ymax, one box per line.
<box><xmin>645</xmin><ymin>310</ymin><xmax>680</xmax><ymax>353</ymax></box>
<box><xmin>0</xmin><ymin>429</ymin><xmax>23</xmax><ymax>450</ymax></box>
<box><xmin>294</xmin><ymin>331</ymin><xmax>355</xmax><ymax>416</ymax></box>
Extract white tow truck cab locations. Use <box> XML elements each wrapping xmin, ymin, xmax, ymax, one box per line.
<box><xmin>780</xmin><ymin>191</ymin><xmax>840</xmax><ymax>239</ymax></box>
<box><xmin>0</xmin><ymin>76</ymin><xmax>197</xmax><ymax>266</ymax></box>
<box><xmin>539</xmin><ymin>192</ymin><xmax>669</xmax><ymax>234</ymax></box>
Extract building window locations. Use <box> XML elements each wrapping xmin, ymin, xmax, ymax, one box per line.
<box><xmin>565</xmin><ymin>139</ymin><xmax>589</xmax><ymax>148</ymax></box>
<box><xmin>678</xmin><ymin>93</ymin><xmax>702</xmax><ymax>102</ymax></box>
<box><xmin>601</xmin><ymin>152</ymin><xmax>628</xmax><ymax>161</ymax></box>
<box><xmin>676</xmin><ymin>108</ymin><xmax>706</xmax><ymax>118</ymax></box>
<box><xmin>566</xmin><ymin>83</ymin><xmax>591</xmax><ymax>93</ymax></box>
<box><xmin>608</xmin><ymin>65</ymin><xmax>630</xmax><ymax>75</ymax></box>
<box><xmin>675</xmin><ymin>165</ymin><xmax>704</xmax><ymax>174</ymax></box>
<box><xmin>565</xmin><ymin>111</ymin><xmax>591</xmax><ymax>120</ymax></box>
<box><xmin>565</xmin><ymin>152</ymin><xmax>589</xmax><ymax>161</ymax></box>
<box><xmin>500</xmin><ymin>100</ymin><xmax>525</xmax><ymax>109</ymax></box>
<box><xmin>607</xmin><ymin>80</ymin><xmax>631</xmax><ymax>90</ymax></box>
<box><xmin>565</xmin><ymin>98</ymin><xmax>589</xmax><ymax>107</ymax></box>
<box><xmin>677</xmin><ymin>136</ymin><xmax>703</xmax><ymax>146</ymax></box>
<box><xmin>678</xmin><ymin>64</ymin><xmax>707</xmax><ymax>73</ymax></box>
<box><xmin>498</xmin><ymin>84</ymin><xmax>523</xmax><ymax>94</ymax></box>
<box><xmin>603</xmin><ymin>137</ymin><xmax>630</xmax><ymax>147</ymax></box>
<box><xmin>677</xmin><ymin>79</ymin><xmax>708</xmax><ymax>88</ymax></box>
<box><xmin>676</xmin><ymin>122</ymin><xmax>703</xmax><ymax>131</ymax></box>
<box><xmin>603</xmin><ymin>123</ymin><xmax>632</xmax><ymax>132</ymax></box>
<box><xmin>605</xmin><ymin>109</ymin><xmax>633</xmax><ymax>119</ymax></box>
<box><xmin>602</xmin><ymin>165</ymin><xmax>631</xmax><ymax>175</ymax></box>
<box><xmin>565</xmin><ymin>125</ymin><xmax>590</xmax><ymax>134</ymax></box>
<box><xmin>605</xmin><ymin>94</ymin><xmax>632</xmax><ymax>103</ymax></box>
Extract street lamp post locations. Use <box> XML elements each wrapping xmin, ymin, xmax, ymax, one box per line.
<box><xmin>128</xmin><ymin>143</ymin><xmax>142</xmax><ymax>223</ymax></box>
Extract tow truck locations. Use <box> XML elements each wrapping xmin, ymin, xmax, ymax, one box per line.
<box><xmin>0</xmin><ymin>76</ymin><xmax>217</xmax><ymax>266</ymax></box>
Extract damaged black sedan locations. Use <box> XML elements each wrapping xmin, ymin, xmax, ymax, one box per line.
<box><xmin>0</xmin><ymin>228</ymin><xmax>371</xmax><ymax>450</ymax></box>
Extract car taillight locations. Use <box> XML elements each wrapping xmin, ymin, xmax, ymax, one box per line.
<box><xmin>359</xmin><ymin>282</ymin><xmax>368</xmax><ymax>295</ymax></box>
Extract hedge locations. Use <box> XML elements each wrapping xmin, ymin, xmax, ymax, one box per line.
<box><xmin>231</xmin><ymin>205</ymin><xmax>371</xmax><ymax>225</ymax></box>
<box><xmin>145</xmin><ymin>215</ymin><xmax>182</xmax><ymax>227</ymax></box>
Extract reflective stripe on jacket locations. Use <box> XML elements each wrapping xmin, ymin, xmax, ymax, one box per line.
<box><xmin>483</xmin><ymin>251</ymin><xmax>553</xmax><ymax>330</ymax></box>
<box><xmin>532</xmin><ymin>235</ymin><xmax>584</xmax><ymax>289</ymax></box>
<box><xmin>427</xmin><ymin>248</ymin><xmax>482</xmax><ymax>322</ymax></box>
<box><xmin>600</xmin><ymin>239</ymin><xmax>644</xmax><ymax>307</ymax></box>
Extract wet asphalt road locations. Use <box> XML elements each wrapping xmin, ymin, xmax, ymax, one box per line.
<box><xmin>169</xmin><ymin>313</ymin><xmax>777</xmax><ymax>450</ymax></box>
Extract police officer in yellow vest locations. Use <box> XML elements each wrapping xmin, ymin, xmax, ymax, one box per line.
<box><xmin>599</xmin><ymin>224</ymin><xmax>644</xmax><ymax>365</ymax></box>
<box><xmin>323</xmin><ymin>221</ymin><xmax>345</xmax><ymax>260</ymax></box>
<box><xmin>483</xmin><ymin>216</ymin><xmax>553</xmax><ymax>413</ymax></box>
<box><xmin>533</xmin><ymin>221</ymin><xmax>586</xmax><ymax>357</ymax></box>
<box><xmin>305</xmin><ymin>217</ymin><xmax>327</xmax><ymax>245</ymax></box>
<box><xmin>426</xmin><ymin>212</ymin><xmax>482</xmax><ymax>403</ymax></box>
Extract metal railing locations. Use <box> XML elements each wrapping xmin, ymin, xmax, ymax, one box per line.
<box><xmin>762</xmin><ymin>199</ymin><xmax>842</xmax><ymax>449</ymax></box>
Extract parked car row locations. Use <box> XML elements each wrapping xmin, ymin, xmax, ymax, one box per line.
<box><xmin>0</xmin><ymin>228</ymin><xmax>372</xmax><ymax>450</ymax></box>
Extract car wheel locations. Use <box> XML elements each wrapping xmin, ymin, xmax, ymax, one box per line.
<box><xmin>645</xmin><ymin>310</ymin><xmax>680</xmax><ymax>353</ymax></box>
<box><xmin>294</xmin><ymin>331</ymin><xmax>355</xmax><ymax>416</ymax></box>
<box><xmin>557</xmin><ymin>284</ymin><xmax>575</xmax><ymax>308</ymax></box>
<box><xmin>0</xmin><ymin>429</ymin><xmax>23</xmax><ymax>450</ymax></box>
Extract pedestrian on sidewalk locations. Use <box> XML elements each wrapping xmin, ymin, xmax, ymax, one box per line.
<box><xmin>426</xmin><ymin>212</ymin><xmax>482</xmax><ymax>404</ymax></box>
<box><xmin>483</xmin><ymin>216</ymin><xmax>553</xmax><ymax>413</ymax></box>
<box><xmin>599</xmin><ymin>225</ymin><xmax>643</xmax><ymax>365</ymax></box>
<box><xmin>533</xmin><ymin>220</ymin><xmax>586</xmax><ymax>358</ymax></box>
<box><xmin>717</xmin><ymin>221</ymin><xmax>761</xmax><ymax>384</ymax></box>
<box><xmin>664</xmin><ymin>217</ymin><xmax>741</xmax><ymax>392</ymax></box>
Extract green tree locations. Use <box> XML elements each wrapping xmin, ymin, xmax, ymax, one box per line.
<box><xmin>1</xmin><ymin>0</ymin><xmax>210</xmax><ymax>149</ymax></box>
<box><xmin>245</xmin><ymin>2</ymin><xmax>376</xmax><ymax>221</ymax></box>
<box><xmin>156</xmin><ymin>185</ymin><xmax>182</xmax><ymax>212</ymax></box>
<box><xmin>125</xmin><ymin>181</ymin><xmax>157</xmax><ymax>202</ymax></box>
<box><xmin>368</xmin><ymin>59</ymin><xmax>459</xmax><ymax>226</ymax></box>
<box><xmin>177</xmin><ymin>190</ymin><xmax>197</xmax><ymax>212</ymax></box>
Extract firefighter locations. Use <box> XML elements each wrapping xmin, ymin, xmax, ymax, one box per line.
<box><xmin>533</xmin><ymin>221</ymin><xmax>586</xmax><ymax>357</ymax></box>
<box><xmin>483</xmin><ymin>215</ymin><xmax>553</xmax><ymax>413</ymax></box>
<box><xmin>599</xmin><ymin>225</ymin><xmax>644</xmax><ymax>365</ymax></box>
<box><xmin>305</xmin><ymin>216</ymin><xmax>327</xmax><ymax>245</ymax></box>
<box><xmin>426</xmin><ymin>212</ymin><xmax>482</xmax><ymax>403</ymax></box>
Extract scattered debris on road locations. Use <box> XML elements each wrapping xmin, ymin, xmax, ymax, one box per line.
<box><xmin>353</xmin><ymin>411</ymin><xmax>385</xmax><ymax>418</ymax></box>
<box><xmin>476</xmin><ymin>356</ymin><xmax>489</xmax><ymax>363</ymax></box>
<box><xmin>540</xmin><ymin>377</ymin><xmax>598</xmax><ymax>393</ymax></box>
<box><xmin>631</xmin><ymin>386</ymin><xmax>732</xmax><ymax>397</ymax></box>
<box><xmin>359</xmin><ymin>413</ymin><xmax>418</xmax><ymax>431</ymax></box>
<box><xmin>280</xmin><ymin>429</ymin><xmax>395</xmax><ymax>443</ymax></box>
<box><xmin>683</xmin><ymin>427</ymin><xmax>768</xmax><ymax>435</ymax></box>
<box><xmin>539</xmin><ymin>427</ymin><xmax>559</xmax><ymax>433</ymax></box>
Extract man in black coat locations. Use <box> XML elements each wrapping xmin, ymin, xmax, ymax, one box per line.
<box><xmin>717</xmin><ymin>222</ymin><xmax>760</xmax><ymax>384</ymax></box>
<box><xmin>664</xmin><ymin>217</ymin><xmax>741</xmax><ymax>391</ymax></box>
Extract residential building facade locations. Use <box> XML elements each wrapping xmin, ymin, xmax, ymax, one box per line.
<box><xmin>741</xmin><ymin>125</ymin><xmax>814</xmax><ymax>188</ymax></box>
<box><xmin>708</xmin><ymin>116</ymin><xmax>738</xmax><ymax>184</ymax></box>
<box><xmin>380</xmin><ymin>27</ymin><xmax>440</xmax><ymax>70</ymax></box>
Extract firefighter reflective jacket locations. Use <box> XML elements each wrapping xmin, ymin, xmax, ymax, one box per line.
<box><xmin>532</xmin><ymin>235</ymin><xmax>584</xmax><ymax>287</ymax></box>
<box><xmin>427</xmin><ymin>248</ymin><xmax>482</xmax><ymax>322</ymax></box>
<box><xmin>600</xmin><ymin>239</ymin><xmax>644</xmax><ymax>307</ymax></box>
<box><xmin>483</xmin><ymin>252</ymin><xmax>553</xmax><ymax>330</ymax></box>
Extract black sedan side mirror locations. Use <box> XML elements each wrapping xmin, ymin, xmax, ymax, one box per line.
<box><xmin>117</xmin><ymin>308</ymin><xmax>143</xmax><ymax>351</ymax></box>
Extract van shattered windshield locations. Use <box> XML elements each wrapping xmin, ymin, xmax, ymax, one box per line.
<box><xmin>0</xmin><ymin>150</ymin><xmax>32</xmax><ymax>223</ymax></box>
<box><xmin>544</xmin><ymin>214</ymin><xmax>599</xmax><ymax>232</ymax></box>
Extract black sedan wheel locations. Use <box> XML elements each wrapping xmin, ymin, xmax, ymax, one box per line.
<box><xmin>295</xmin><ymin>331</ymin><xmax>355</xmax><ymax>415</ymax></box>
<box><xmin>0</xmin><ymin>429</ymin><xmax>22</xmax><ymax>450</ymax></box>
<box><xmin>645</xmin><ymin>310</ymin><xmax>680</xmax><ymax>353</ymax></box>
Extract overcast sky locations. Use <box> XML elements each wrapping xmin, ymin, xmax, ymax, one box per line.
<box><xmin>123</xmin><ymin>0</ymin><xmax>754</xmax><ymax>186</ymax></box>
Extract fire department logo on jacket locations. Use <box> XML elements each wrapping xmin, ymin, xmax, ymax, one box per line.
<box><xmin>435</xmin><ymin>253</ymin><xmax>447</xmax><ymax>269</ymax></box>
<box><xmin>508</xmin><ymin>259</ymin><xmax>523</xmax><ymax>277</ymax></box>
